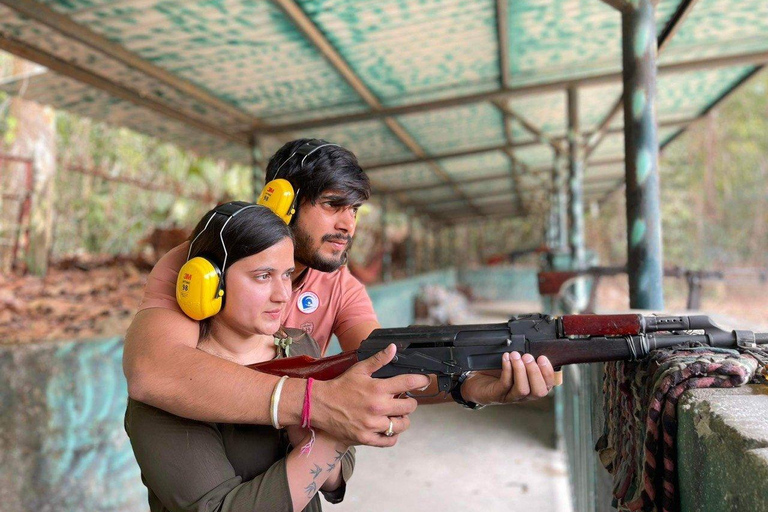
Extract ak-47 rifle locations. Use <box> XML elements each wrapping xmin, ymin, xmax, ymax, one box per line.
<box><xmin>249</xmin><ymin>314</ymin><xmax>768</xmax><ymax>393</ymax></box>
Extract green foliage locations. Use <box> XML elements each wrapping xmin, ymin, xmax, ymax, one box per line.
<box><xmin>588</xmin><ymin>72</ymin><xmax>768</xmax><ymax>270</ymax></box>
<box><xmin>50</xmin><ymin>111</ymin><xmax>254</xmax><ymax>258</ymax></box>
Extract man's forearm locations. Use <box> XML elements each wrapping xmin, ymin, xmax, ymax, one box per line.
<box><xmin>123</xmin><ymin>308</ymin><xmax>305</xmax><ymax>425</ymax></box>
<box><xmin>130</xmin><ymin>343</ymin><xmax>305</xmax><ymax>425</ymax></box>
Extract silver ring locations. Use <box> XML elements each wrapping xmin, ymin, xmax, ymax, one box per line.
<box><xmin>385</xmin><ymin>418</ymin><xmax>395</xmax><ymax>437</ymax></box>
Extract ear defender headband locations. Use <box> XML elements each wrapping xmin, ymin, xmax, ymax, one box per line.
<box><xmin>177</xmin><ymin>141</ymin><xmax>339</xmax><ymax>320</ymax></box>
<box><xmin>256</xmin><ymin>140</ymin><xmax>339</xmax><ymax>224</ymax></box>
<box><xmin>176</xmin><ymin>201</ymin><xmax>260</xmax><ymax>321</ymax></box>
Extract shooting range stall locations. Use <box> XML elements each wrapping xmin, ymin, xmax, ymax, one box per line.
<box><xmin>0</xmin><ymin>0</ymin><xmax>767</xmax><ymax>510</ymax></box>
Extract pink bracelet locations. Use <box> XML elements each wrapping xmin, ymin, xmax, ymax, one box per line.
<box><xmin>300</xmin><ymin>378</ymin><xmax>315</xmax><ymax>455</ymax></box>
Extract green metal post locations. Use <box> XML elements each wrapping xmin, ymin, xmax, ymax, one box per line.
<box><xmin>557</xmin><ymin>153</ymin><xmax>569</xmax><ymax>253</ymax></box>
<box><xmin>568</xmin><ymin>87</ymin><xmax>587</xmax><ymax>310</ymax></box>
<box><xmin>406</xmin><ymin>211</ymin><xmax>416</xmax><ymax>277</ymax></box>
<box><xmin>381</xmin><ymin>198</ymin><xmax>392</xmax><ymax>282</ymax></box>
<box><xmin>250</xmin><ymin>137</ymin><xmax>266</xmax><ymax>201</ymax></box>
<box><xmin>622</xmin><ymin>0</ymin><xmax>665</xmax><ymax>310</ymax></box>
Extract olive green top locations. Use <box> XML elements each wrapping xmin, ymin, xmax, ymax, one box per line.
<box><xmin>125</xmin><ymin>328</ymin><xmax>355</xmax><ymax>512</ymax></box>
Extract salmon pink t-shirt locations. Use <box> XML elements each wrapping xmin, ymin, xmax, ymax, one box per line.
<box><xmin>138</xmin><ymin>242</ymin><xmax>378</xmax><ymax>354</ymax></box>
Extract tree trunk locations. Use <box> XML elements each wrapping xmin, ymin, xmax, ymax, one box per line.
<box><xmin>9</xmin><ymin>58</ymin><xmax>56</xmax><ymax>276</ymax></box>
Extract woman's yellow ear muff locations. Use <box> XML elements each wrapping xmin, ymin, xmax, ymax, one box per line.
<box><xmin>176</xmin><ymin>256</ymin><xmax>224</xmax><ymax>321</ymax></box>
<box><xmin>257</xmin><ymin>178</ymin><xmax>296</xmax><ymax>224</ymax></box>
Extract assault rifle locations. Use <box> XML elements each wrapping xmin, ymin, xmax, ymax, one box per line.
<box><xmin>249</xmin><ymin>314</ymin><xmax>768</xmax><ymax>393</ymax></box>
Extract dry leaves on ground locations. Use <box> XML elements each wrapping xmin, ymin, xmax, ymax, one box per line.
<box><xmin>0</xmin><ymin>255</ymin><xmax>150</xmax><ymax>344</ymax></box>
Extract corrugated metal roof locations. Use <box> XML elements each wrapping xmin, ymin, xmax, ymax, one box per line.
<box><xmin>0</xmin><ymin>0</ymin><xmax>765</xmax><ymax>222</ymax></box>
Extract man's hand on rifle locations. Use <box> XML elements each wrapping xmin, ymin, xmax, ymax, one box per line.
<box><xmin>311</xmin><ymin>344</ymin><xmax>430</xmax><ymax>448</ymax></box>
<box><xmin>462</xmin><ymin>352</ymin><xmax>556</xmax><ymax>405</ymax></box>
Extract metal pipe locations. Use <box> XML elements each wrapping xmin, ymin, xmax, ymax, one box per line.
<box><xmin>567</xmin><ymin>88</ymin><xmax>585</xmax><ymax>268</ymax></box>
<box><xmin>257</xmin><ymin>49</ymin><xmax>768</xmax><ymax>135</ymax></box>
<box><xmin>622</xmin><ymin>0</ymin><xmax>664</xmax><ymax>309</ymax></box>
<box><xmin>380</xmin><ymin>197</ymin><xmax>392</xmax><ymax>282</ymax></box>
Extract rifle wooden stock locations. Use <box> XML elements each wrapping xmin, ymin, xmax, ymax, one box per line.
<box><xmin>247</xmin><ymin>350</ymin><xmax>359</xmax><ymax>380</ymax></box>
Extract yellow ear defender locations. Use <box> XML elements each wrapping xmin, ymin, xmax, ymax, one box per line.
<box><xmin>177</xmin><ymin>141</ymin><xmax>339</xmax><ymax>320</ymax></box>
<box><xmin>176</xmin><ymin>201</ymin><xmax>259</xmax><ymax>321</ymax></box>
<box><xmin>256</xmin><ymin>140</ymin><xmax>339</xmax><ymax>225</ymax></box>
<box><xmin>257</xmin><ymin>178</ymin><xmax>297</xmax><ymax>224</ymax></box>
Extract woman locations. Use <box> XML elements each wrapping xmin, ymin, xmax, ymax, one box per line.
<box><xmin>125</xmin><ymin>203</ymin><xmax>354</xmax><ymax>512</ymax></box>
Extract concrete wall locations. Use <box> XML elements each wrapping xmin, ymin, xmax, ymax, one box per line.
<box><xmin>459</xmin><ymin>265</ymin><xmax>540</xmax><ymax>302</ymax></box>
<box><xmin>367</xmin><ymin>269</ymin><xmax>457</xmax><ymax>328</ymax></box>
<box><xmin>678</xmin><ymin>386</ymin><xmax>768</xmax><ymax>511</ymax></box>
<box><xmin>0</xmin><ymin>337</ymin><xmax>146</xmax><ymax>512</ymax></box>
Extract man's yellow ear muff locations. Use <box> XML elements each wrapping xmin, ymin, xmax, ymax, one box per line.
<box><xmin>176</xmin><ymin>256</ymin><xmax>224</xmax><ymax>321</ymax></box>
<box><xmin>257</xmin><ymin>178</ymin><xmax>296</xmax><ymax>224</ymax></box>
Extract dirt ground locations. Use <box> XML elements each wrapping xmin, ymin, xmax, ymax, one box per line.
<box><xmin>0</xmin><ymin>257</ymin><xmax>149</xmax><ymax>344</ymax></box>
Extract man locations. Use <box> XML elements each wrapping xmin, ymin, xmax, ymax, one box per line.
<box><xmin>123</xmin><ymin>139</ymin><xmax>555</xmax><ymax>448</ymax></box>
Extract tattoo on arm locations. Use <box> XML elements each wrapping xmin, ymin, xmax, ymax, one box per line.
<box><xmin>305</xmin><ymin>452</ymin><xmax>346</xmax><ymax>499</ymax></box>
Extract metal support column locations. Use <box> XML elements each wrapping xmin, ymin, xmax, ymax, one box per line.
<box><xmin>249</xmin><ymin>136</ymin><xmax>266</xmax><ymax>201</ymax></box>
<box><xmin>556</xmin><ymin>153</ymin><xmax>569</xmax><ymax>253</ymax></box>
<box><xmin>567</xmin><ymin>87</ymin><xmax>586</xmax><ymax>267</ymax></box>
<box><xmin>567</xmin><ymin>87</ymin><xmax>587</xmax><ymax>311</ymax></box>
<box><xmin>430</xmin><ymin>225</ymin><xmax>439</xmax><ymax>272</ymax></box>
<box><xmin>622</xmin><ymin>0</ymin><xmax>665</xmax><ymax>310</ymax></box>
<box><xmin>381</xmin><ymin>198</ymin><xmax>392</xmax><ymax>282</ymax></box>
<box><xmin>406</xmin><ymin>212</ymin><xmax>416</xmax><ymax>277</ymax></box>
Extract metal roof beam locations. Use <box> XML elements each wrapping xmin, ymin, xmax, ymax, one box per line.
<box><xmin>415</xmin><ymin>188</ymin><xmax>518</xmax><ymax>210</ymax></box>
<box><xmin>496</xmin><ymin>0</ymin><xmax>511</xmax><ymax>89</ymax></box>
<box><xmin>364</xmin><ymin>116</ymin><xmax>692</xmax><ymax>173</ymax></box>
<box><xmin>0</xmin><ymin>0</ymin><xmax>259</xmax><ymax>129</ymax></box>
<box><xmin>0</xmin><ymin>37</ymin><xmax>249</xmax><ymax>146</ymax></box>
<box><xmin>439</xmin><ymin>213</ymin><xmax>526</xmax><ymax>227</ymax></box>
<box><xmin>598</xmin><ymin>0</ymin><xmax>631</xmax><ymax>12</ymax></box>
<box><xmin>495</xmin><ymin>101</ymin><xmax>565</xmax><ymax>155</ymax></box>
<box><xmin>494</xmin><ymin>0</ymin><xmax>528</xmax><ymax>214</ymax></box>
<box><xmin>436</xmin><ymin>206</ymin><xmax>526</xmax><ymax>225</ymax></box>
<box><xmin>378</xmin><ymin>157</ymin><xmax>624</xmax><ymax>196</ymax></box>
<box><xmin>365</xmin><ymin>141</ymin><xmax>533</xmax><ymax>172</ymax></box>
<box><xmin>272</xmin><ymin>0</ymin><xmax>483</xmax><ymax>215</ymax></box>
<box><xmin>585</xmin><ymin>0</ymin><xmax>700</xmax><ymax>162</ymax></box>
<box><xmin>256</xmin><ymin>49</ymin><xmax>768</xmax><ymax>135</ymax></box>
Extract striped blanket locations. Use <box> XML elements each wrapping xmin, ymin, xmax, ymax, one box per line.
<box><xmin>596</xmin><ymin>345</ymin><xmax>768</xmax><ymax>512</ymax></box>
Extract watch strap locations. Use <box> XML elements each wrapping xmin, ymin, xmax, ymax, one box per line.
<box><xmin>451</xmin><ymin>372</ymin><xmax>484</xmax><ymax>410</ymax></box>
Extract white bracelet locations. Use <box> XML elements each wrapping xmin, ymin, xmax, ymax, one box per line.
<box><xmin>270</xmin><ymin>376</ymin><xmax>289</xmax><ymax>429</ymax></box>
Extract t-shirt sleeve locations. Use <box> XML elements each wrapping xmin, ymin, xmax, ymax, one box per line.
<box><xmin>320</xmin><ymin>447</ymin><xmax>355</xmax><ymax>504</ymax></box>
<box><xmin>125</xmin><ymin>399</ymin><xmax>294</xmax><ymax>512</ymax></box>
<box><xmin>137</xmin><ymin>242</ymin><xmax>188</xmax><ymax>314</ymax></box>
<box><xmin>331</xmin><ymin>268</ymin><xmax>378</xmax><ymax>337</ymax></box>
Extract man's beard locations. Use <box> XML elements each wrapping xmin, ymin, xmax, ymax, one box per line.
<box><xmin>293</xmin><ymin>224</ymin><xmax>353</xmax><ymax>273</ymax></box>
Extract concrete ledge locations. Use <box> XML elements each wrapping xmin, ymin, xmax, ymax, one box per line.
<box><xmin>678</xmin><ymin>385</ymin><xmax>768</xmax><ymax>512</ymax></box>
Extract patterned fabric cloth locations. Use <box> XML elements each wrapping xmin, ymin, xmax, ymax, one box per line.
<box><xmin>596</xmin><ymin>344</ymin><xmax>768</xmax><ymax>512</ymax></box>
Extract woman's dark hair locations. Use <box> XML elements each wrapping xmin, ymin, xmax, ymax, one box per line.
<box><xmin>265</xmin><ymin>139</ymin><xmax>371</xmax><ymax>216</ymax></box>
<box><xmin>187</xmin><ymin>204</ymin><xmax>293</xmax><ymax>339</ymax></box>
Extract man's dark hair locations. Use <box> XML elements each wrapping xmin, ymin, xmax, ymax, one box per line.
<box><xmin>265</xmin><ymin>139</ymin><xmax>371</xmax><ymax>211</ymax></box>
<box><xmin>187</xmin><ymin>204</ymin><xmax>293</xmax><ymax>338</ymax></box>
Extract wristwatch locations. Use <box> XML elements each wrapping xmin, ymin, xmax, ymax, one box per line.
<box><xmin>451</xmin><ymin>372</ymin><xmax>485</xmax><ymax>410</ymax></box>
